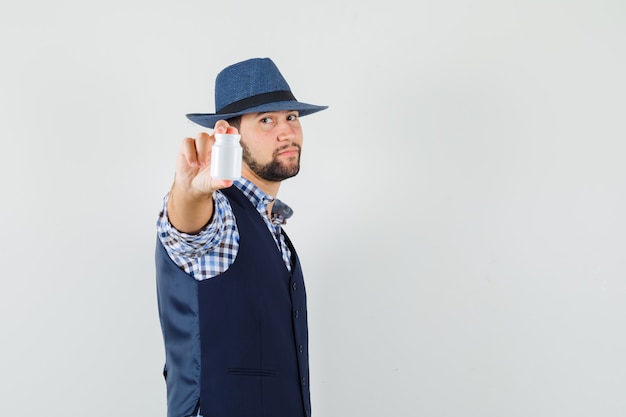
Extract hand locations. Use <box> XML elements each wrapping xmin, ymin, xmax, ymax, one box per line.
<box><xmin>175</xmin><ymin>121</ymin><xmax>239</xmax><ymax>197</ymax></box>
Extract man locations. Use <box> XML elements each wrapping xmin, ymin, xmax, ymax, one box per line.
<box><xmin>155</xmin><ymin>57</ymin><xmax>327</xmax><ymax>417</ymax></box>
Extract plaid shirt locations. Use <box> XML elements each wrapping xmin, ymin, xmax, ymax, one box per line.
<box><xmin>157</xmin><ymin>178</ymin><xmax>293</xmax><ymax>281</ymax></box>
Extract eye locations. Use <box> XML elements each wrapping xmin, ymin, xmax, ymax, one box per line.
<box><xmin>260</xmin><ymin>117</ymin><xmax>273</xmax><ymax>124</ymax></box>
<box><xmin>287</xmin><ymin>111</ymin><xmax>300</xmax><ymax>122</ymax></box>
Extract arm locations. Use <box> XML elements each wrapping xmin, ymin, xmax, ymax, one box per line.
<box><xmin>167</xmin><ymin>121</ymin><xmax>238</xmax><ymax>234</ymax></box>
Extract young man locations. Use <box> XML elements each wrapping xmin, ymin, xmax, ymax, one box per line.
<box><xmin>155</xmin><ymin>58</ymin><xmax>327</xmax><ymax>417</ymax></box>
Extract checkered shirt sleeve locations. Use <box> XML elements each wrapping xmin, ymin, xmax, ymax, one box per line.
<box><xmin>156</xmin><ymin>190</ymin><xmax>239</xmax><ymax>280</ymax></box>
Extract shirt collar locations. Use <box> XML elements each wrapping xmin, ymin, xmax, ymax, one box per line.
<box><xmin>234</xmin><ymin>177</ymin><xmax>294</xmax><ymax>223</ymax></box>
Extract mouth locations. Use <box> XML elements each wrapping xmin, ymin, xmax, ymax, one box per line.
<box><xmin>276</xmin><ymin>145</ymin><xmax>301</xmax><ymax>157</ymax></box>
<box><xmin>278</xmin><ymin>149</ymin><xmax>299</xmax><ymax>157</ymax></box>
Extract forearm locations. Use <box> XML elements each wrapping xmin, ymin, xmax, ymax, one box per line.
<box><xmin>167</xmin><ymin>183</ymin><xmax>215</xmax><ymax>234</ymax></box>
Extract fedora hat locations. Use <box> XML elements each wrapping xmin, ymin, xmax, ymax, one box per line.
<box><xmin>186</xmin><ymin>58</ymin><xmax>328</xmax><ymax>128</ymax></box>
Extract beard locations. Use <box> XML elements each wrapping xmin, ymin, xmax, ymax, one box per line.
<box><xmin>242</xmin><ymin>141</ymin><xmax>302</xmax><ymax>182</ymax></box>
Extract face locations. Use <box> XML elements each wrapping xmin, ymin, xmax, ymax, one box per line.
<box><xmin>238</xmin><ymin>110</ymin><xmax>303</xmax><ymax>182</ymax></box>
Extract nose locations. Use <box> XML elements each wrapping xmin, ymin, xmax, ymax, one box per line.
<box><xmin>276</xmin><ymin>119</ymin><xmax>296</xmax><ymax>142</ymax></box>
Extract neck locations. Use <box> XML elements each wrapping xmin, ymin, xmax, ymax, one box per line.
<box><xmin>241</xmin><ymin>169</ymin><xmax>282</xmax><ymax>198</ymax></box>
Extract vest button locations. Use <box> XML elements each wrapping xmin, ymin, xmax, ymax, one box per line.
<box><xmin>294</xmin><ymin>309</ymin><xmax>299</xmax><ymax>319</ymax></box>
<box><xmin>301</xmin><ymin>376</ymin><xmax>306</xmax><ymax>385</ymax></box>
<box><xmin>292</xmin><ymin>282</ymin><xmax>297</xmax><ymax>291</ymax></box>
<box><xmin>299</xmin><ymin>344</ymin><xmax>303</xmax><ymax>353</ymax></box>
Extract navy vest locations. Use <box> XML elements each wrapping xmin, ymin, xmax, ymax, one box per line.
<box><xmin>156</xmin><ymin>186</ymin><xmax>310</xmax><ymax>417</ymax></box>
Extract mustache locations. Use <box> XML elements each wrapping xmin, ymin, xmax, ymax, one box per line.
<box><xmin>273</xmin><ymin>142</ymin><xmax>301</xmax><ymax>156</ymax></box>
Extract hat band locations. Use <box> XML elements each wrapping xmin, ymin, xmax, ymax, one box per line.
<box><xmin>217</xmin><ymin>90</ymin><xmax>296</xmax><ymax>114</ymax></box>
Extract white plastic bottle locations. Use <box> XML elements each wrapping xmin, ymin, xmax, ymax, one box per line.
<box><xmin>211</xmin><ymin>133</ymin><xmax>242</xmax><ymax>180</ymax></box>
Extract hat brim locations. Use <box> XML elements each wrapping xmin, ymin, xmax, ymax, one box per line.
<box><xmin>186</xmin><ymin>100</ymin><xmax>328</xmax><ymax>129</ymax></box>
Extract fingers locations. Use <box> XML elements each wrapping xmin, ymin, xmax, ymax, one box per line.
<box><xmin>179</xmin><ymin>137</ymin><xmax>200</xmax><ymax>168</ymax></box>
<box><xmin>194</xmin><ymin>132</ymin><xmax>213</xmax><ymax>168</ymax></box>
<box><xmin>178</xmin><ymin>133</ymin><xmax>213</xmax><ymax>168</ymax></box>
<box><xmin>214</xmin><ymin>120</ymin><xmax>239</xmax><ymax>135</ymax></box>
<box><xmin>177</xmin><ymin>119</ymin><xmax>238</xmax><ymax>170</ymax></box>
<box><xmin>174</xmin><ymin>123</ymin><xmax>239</xmax><ymax>197</ymax></box>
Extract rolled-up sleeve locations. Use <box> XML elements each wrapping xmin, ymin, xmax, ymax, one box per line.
<box><xmin>157</xmin><ymin>191</ymin><xmax>229</xmax><ymax>260</ymax></box>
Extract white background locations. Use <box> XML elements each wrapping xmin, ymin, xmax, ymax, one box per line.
<box><xmin>1</xmin><ymin>1</ymin><xmax>625</xmax><ymax>416</ymax></box>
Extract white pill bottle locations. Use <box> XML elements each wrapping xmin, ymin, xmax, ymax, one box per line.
<box><xmin>211</xmin><ymin>133</ymin><xmax>242</xmax><ymax>180</ymax></box>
